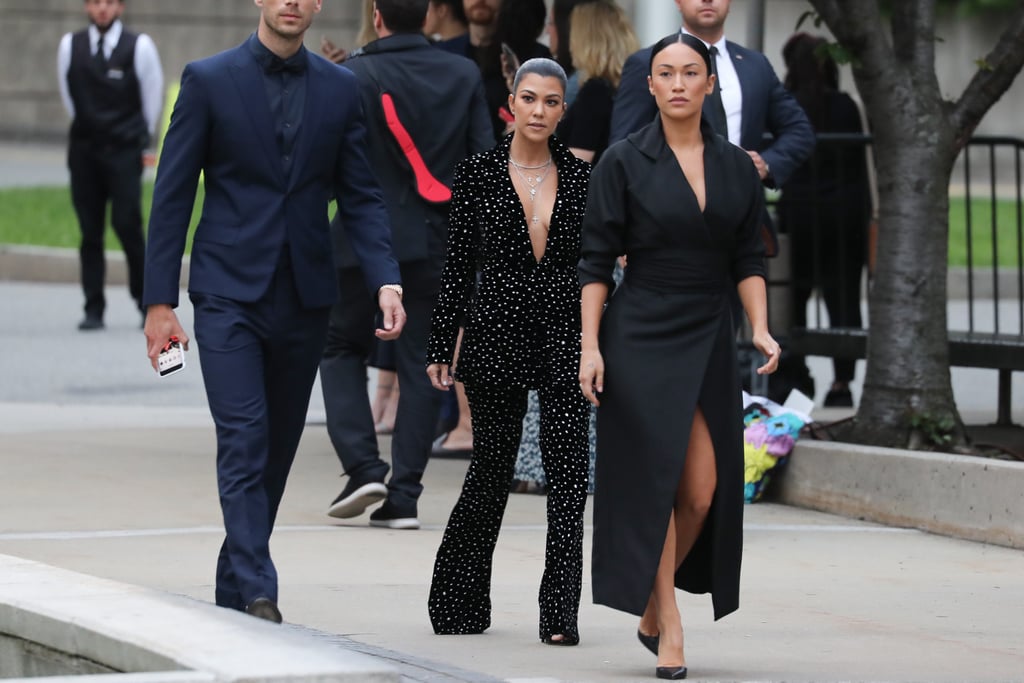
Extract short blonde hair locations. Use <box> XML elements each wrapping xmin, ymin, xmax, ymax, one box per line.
<box><xmin>568</xmin><ymin>0</ymin><xmax>639</xmax><ymax>89</ymax></box>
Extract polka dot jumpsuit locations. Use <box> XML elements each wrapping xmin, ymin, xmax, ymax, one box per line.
<box><xmin>425</xmin><ymin>133</ymin><xmax>592</xmax><ymax>643</ymax></box>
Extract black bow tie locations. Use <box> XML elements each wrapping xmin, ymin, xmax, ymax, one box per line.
<box><xmin>264</xmin><ymin>55</ymin><xmax>306</xmax><ymax>75</ymax></box>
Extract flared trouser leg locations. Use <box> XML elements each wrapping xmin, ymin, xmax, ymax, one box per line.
<box><xmin>428</xmin><ymin>383</ymin><xmax>528</xmax><ymax>634</ymax></box>
<box><xmin>536</xmin><ymin>383</ymin><xmax>590</xmax><ymax>641</ymax></box>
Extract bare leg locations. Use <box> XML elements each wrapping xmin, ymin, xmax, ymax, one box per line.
<box><xmin>652</xmin><ymin>506</ymin><xmax>684</xmax><ymax>668</ymax></box>
<box><xmin>441</xmin><ymin>328</ymin><xmax>473</xmax><ymax>450</ymax></box>
<box><xmin>672</xmin><ymin>408</ymin><xmax>717</xmax><ymax>566</ymax></box>
<box><xmin>640</xmin><ymin>407</ymin><xmax>717</xmax><ymax>666</ymax></box>
<box><xmin>378</xmin><ymin>378</ymin><xmax>399</xmax><ymax>433</ymax></box>
<box><xmin>372</xmin><ymin>369</ymin><xmax>397</xmax><ymax>432</ymax></box>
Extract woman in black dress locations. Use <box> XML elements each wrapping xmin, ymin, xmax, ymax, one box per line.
<box><xmin>426</xmin><ymin>58</ymin><xmax>592</xmax><ymax>645</ymax></box>
<box><xmin>578</xmin><ymin>34</ymin><xmax>780</xmax><ymax>679</ymax></box>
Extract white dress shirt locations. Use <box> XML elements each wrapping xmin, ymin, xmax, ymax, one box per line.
<box><xmin>56</xmin><ymin>20</ymin><xmax>164</xmax><ymax>141</ymax></box>
<box><xmin>682</xmin><ymin>28</ymin><xmax>743</xmax><ymax>146</ymax></box>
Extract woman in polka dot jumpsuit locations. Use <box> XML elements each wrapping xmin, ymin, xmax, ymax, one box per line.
<box><xmin>426</xmin><ymin>58</ymin><xmax>591</xmax><ymax>645</ymax></box>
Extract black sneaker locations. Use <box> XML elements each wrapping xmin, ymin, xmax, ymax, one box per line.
<box><xmin>369</xmin><ymin>500</ymin><xmax>420</xmax><ymax>530</ymax></box>
<box><xmin>327</xmin><ymin>477</ymin><xmax>387</xmax><ymax>519</ymax></box>
<box><xmin>78</xmin><ymin>315</ymin><xmax>104</xmax><ymax>331</ymax></box>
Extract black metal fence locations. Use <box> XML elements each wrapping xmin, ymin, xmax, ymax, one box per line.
<box><xmin>778</xmin><ymin>133</ymin><xmax>1024</xmax><ymax>423</ymax></box>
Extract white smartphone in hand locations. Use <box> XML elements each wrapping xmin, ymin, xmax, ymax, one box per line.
<box><xmin>157</xmin><ymin>336</ymin><xmax>186</xmax><ymax>377</ymax></box>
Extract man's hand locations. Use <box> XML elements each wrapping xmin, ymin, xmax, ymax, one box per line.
<box><xmin>375</xmin><ymin>289</ymin><xmax>406</xmax><ymax>340</ymax></box>
<box><xmin>320</xmin><ymin>36</ymin><xmax>348</xmax><ymax>64</ymax></box>
<box><xmin>746</xmin><ymin>150</ymin><xmax>770</xmax><ymax>180</ymax></box>
<box><xmin>144</xmin><ymin>304</ymin><xmax>189</xmax><ymax>373</ymax></box>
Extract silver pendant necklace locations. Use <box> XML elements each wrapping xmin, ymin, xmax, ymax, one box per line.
<box><xmin>509</xmin><ymin>156</ymin><xmax>553</xmax><ymax>225</ymax></box>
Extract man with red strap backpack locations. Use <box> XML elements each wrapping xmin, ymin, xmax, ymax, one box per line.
<box><xmin>320</xmin><ymin>0</ymin><xmax>492</xmax><ymax>530</ymax></box>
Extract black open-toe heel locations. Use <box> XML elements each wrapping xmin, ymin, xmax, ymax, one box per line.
<box><xmin>655</xmin><ymin>665</ymin><xmax>687</xmax><ymax>679</ymax></box>
<box><xmin>637</xmin><ymin>629</ymin><xmax>659</xmax><ymax>656</ymax></box>
<box><xmin>541</xmin><ymin>633</ymin><xmax>580</xmax><ymax>646</ymax></box>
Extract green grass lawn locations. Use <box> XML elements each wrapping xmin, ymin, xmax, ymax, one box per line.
<box><xmin>947</xmin><ymin>196</ymin><xmax>1022</xmax><ymax>268</ymax></box>
<box><xmin>0</xmin><ymin>181</ymin><xmax>202</xmax><ymax>253</ymax></box>
<box><xmin>0</xmin><ymin>184</ymin><xmax>1020</xmax><ymax>267</ymax></box>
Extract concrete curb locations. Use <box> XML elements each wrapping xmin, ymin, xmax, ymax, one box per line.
<box><xmin>0</xmin><ymin>245</ymin><xmax>189</xmax><ymax>288</ymax></box>
<box><xmin>0</xmin><ymin>554</ymin><xmax>396</xmax><ymax>682</ymax></box>
<box><xmin>771</xmin><ymin>440</ymin><xmax>1024</xmax><ymax>549</ymax></box>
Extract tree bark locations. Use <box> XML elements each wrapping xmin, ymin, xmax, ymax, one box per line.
<box><xmin>808</xmin><ymin>0</ymin><xmax>965</xmax><ymax>447</ymax></box>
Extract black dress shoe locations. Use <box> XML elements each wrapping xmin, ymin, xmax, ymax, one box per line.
<box><xmin>245</xmin><ymin>597</ymin><xmax>282</xmax><ymax>623</ymax></box>
<box><xmin>637</xmin><ymin>629</ymin><xmax>659</xmax><ymax>656</ymax></box>
<box><xmin>78</xmin><ymin>315</ymin><xmax>104</xmax><ymax>331</ymax></box>
<box><xmin>655</xmin><ymin>665</ymin><xmax>687</xmax><ymax>679</ymax></box>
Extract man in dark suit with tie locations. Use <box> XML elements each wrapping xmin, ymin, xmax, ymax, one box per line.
<box><xmin>142</xmin><ymin>0</ymin><xmax>406</xmax><ymax>623</ymax></box>
<box><xmin>319</xmin><ymin>0</ymin><xmax>492</xmax><ymax>530</ymax></box>
<box><xmin>57</xmin><ymin>0</ymin><xmax>164</xmax><ymax>331</ymax></box>
<box><xmin>610</xmin><ymin>0</ymin><xmax>814</xmax><ymax>195</ymax></box>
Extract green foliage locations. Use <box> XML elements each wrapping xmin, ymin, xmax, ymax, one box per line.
<box><xmin>908</xmin><ymin>411</ymin><xmax>957</xmax><ymax>448</ymax></box>
<box><xmin>944</xmin><ymin>0</ymin><xmax>1021</xmax><ymax>16</ymax></box>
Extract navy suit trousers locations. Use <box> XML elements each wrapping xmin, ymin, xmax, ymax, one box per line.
<box><xmin>191</xmin><ymin>256</ymin><xmax>330</xmax><ymax>610</ymax></box>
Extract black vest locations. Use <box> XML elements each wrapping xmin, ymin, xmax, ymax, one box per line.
<box><xmin>67</xmin><ymin>29</ymin><xmax>148</xmax><ymax>147</ymax></box>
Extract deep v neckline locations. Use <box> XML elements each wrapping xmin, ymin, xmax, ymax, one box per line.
<box><xmin>668</xmin><ymin>144</ymin><xmax>708</xmax><ymax>216</ymax></box>
<box><xmin>508</xmin><ymin>164</ymin><xmax>559</xmax><ymax>264</ymax></box>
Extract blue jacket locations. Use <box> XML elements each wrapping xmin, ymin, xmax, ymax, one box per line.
<box><xmin>144</xmin><ymin>39</ymin><xmax>400</xmax><ymax>309</ymax></box>
<box><xmin>609</xmin><ymin>39</ymin><xmax>814</xmax><ymax>189</ymax></box>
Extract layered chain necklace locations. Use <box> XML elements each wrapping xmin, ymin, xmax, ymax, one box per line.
<box><xmin>509</xmin><ymin>156</ymin><xmax>553</xmax><ymax>226</ymax></box>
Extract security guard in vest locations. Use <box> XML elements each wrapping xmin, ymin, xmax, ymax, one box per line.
<box><xmin>58</xmin><ymin>0</ymin><xmax>163</xmax><ymax>330</ymax></box>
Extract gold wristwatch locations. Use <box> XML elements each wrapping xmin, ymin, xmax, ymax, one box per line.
<box><xmin>378</xmin><ymin>283</ymin><xmax>403</xmax><ymax>300</ymax></box>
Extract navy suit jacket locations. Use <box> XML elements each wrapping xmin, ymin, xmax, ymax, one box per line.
<box><xmin>609</xmin><ymin>39</ymin><xmax>814</xmax><ymax>189</ymax></box>
<box><xmin>144</xmin><ymin>40</ymin><xmax>400</xmax><ymax>310</ymax></box>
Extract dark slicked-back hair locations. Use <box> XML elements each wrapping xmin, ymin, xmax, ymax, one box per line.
<box><xmin>511</xmin><ymin>57</ymin><xmax>568</xmax><ymax>95</ymax></box>
<box><xmin>376</xmin><ymin>0</ymin><xmax>430</xmax><ymax>34</ymax></box>
<box><xmin>648</xmin><ymin>31</ymin><xmax>712</xmax><ymax>77</ymax></box>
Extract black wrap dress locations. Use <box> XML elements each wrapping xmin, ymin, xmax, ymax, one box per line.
<box><xmin>578</xmin><ymin>118</ymin><xmax>766</xmax><ymax>621</ymax></box>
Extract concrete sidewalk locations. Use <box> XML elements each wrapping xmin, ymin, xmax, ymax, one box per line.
<box><xmin>0</xmin><ymin>284</ymin><xmax>1022</xmax><ymax>682</ymax></box>
<box><xmin>2</xmin><ymin>409</ymin><xmax>1023</xmax><ymax>682</ymax></box>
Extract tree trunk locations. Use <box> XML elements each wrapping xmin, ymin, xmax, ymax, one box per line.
<box><xmin>807</xmin><ymin>0</ymin><xmax>1024</xmax><ymax>450</ymax></box>
<box><xmin>843</xmin><ymin>102</ymin><xmax>968</xmax><ymax>448</ymax></box>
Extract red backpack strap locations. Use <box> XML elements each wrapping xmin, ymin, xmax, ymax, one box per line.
<box><xmin>380</xmin><ymin>93</ymin><xmax>452</xmax><ymax>203</ymax></box>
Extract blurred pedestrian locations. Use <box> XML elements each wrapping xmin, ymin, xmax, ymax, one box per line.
<box><xmin>320</xmin><ymin>0</ymin><xmax>492</xmax><ymax>530</ymax></box>
<box><xmin>57</xmin><ymin>0</ymin><xmax>163</xmax><ymax>331</ymax></box>
<box><xmin>777</xmin><ymin>32</ymin><xmax>872</xmax><ymax>408</ymax></box>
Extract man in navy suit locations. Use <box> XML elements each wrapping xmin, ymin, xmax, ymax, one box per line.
<box><xmin>610</xmin><ymin>0</ymin><xmax>813</xmax><ymax>195</ymax></box>
<box><xmin>142</xmin><ymin>0</ymin><xmax>405</xmax><ymax>624</ymax></box>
